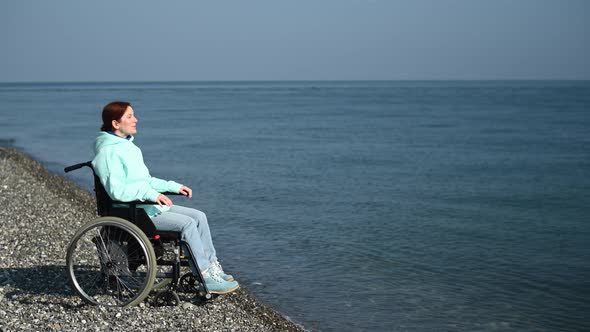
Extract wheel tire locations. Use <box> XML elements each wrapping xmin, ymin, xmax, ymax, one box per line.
<box><xmin>66</xmin><ymin>216</ymin><xmax>157</xmax><ymax>308</ymax></box>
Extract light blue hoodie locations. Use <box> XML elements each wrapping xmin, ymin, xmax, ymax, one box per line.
<box><xmin>91</xmin><ymin>132</ymin><xmax>183</xmax><ymax>217</ymax></box>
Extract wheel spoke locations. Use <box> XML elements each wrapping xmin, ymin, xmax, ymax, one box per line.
<box><xmin>67</xmin><ymin>218</ymin><xmax>156</xmax><ymax>307</ymax></box>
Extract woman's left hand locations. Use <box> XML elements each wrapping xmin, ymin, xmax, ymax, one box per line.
<box><xmin>179</xmin><ymin>186</ymin><xmax>192</xmax><ymax>198</ymax></box>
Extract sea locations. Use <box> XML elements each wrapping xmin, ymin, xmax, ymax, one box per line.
<box><xmin>1</xmin><ymin>81</ymin><xmax>589</xmax><ymax>331</ymax></box>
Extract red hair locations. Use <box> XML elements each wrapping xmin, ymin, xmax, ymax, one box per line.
<box><xmin>101</xmin><ymin>101</ymin><xmax>131</xmax><ymax>132</ymax></box>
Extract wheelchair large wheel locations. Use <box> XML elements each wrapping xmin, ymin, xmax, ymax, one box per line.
<box><xmin>66</xmin><ymin>217</ymin><xmax>157</xmax><ymax>307</ymax></box>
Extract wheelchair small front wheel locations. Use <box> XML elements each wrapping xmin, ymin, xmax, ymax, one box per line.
<box><xmin>66</xmin><ymin>216</ymin><xmax>157</xmax><ymax>308</ymax></box>
<box><xmin>154</xmin><ymin>290</ymin><xmax>180</xmax><ymax>307</ymax></box>
<box><xmin>178</xmin><ymin>272</ymin><xmax>199</xmax><ymax>293</ymax></box>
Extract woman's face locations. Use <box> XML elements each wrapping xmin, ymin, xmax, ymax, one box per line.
<box><xmin>113</xmin><ymin>106</ymin><xmax>138</xmax><ymax>137</ymax></box>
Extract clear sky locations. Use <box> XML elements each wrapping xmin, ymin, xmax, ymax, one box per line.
<box><xmin>1</xmin><ymin>0</ymin><xmax>588</xmax><ymax>82</ymax></box>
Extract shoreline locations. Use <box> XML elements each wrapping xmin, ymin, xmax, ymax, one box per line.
<box><xmin>0</xmin><ymin>147</ymin><xmax>305</xmax><ymax>331</ymax></box>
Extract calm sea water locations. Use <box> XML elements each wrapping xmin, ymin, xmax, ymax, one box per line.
<box><xmin>1</xmin><ymin>81</ymin><xmax>589</xmax><ymax>331</ymax></box>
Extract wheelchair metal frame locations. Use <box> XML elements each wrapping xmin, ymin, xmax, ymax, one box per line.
<box><xmin>64</xmin><ymin>161</ymin><xmax>212</xmax><ymax>307</ymax></box>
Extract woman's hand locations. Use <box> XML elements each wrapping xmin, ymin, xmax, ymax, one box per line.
<box><xmin>179</xmin><ymin>186</ymin><xmax>192</xmax><ymax>198</ymax></box>
<box><xmin>155</xmin><ymin>194</ymin><xmax>173</xmax><ymax>207</ymax></box>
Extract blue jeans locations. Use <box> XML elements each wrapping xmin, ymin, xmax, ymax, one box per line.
<box><xmin>150</xmin><ymin>205</ymin><xmax>217</xmax><ymax>273</ymax></box>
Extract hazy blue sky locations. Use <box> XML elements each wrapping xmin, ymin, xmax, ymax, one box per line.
<box><xmin>1</xmin><ymin>0</ymin><xmax>588</xmax><ymax>81</ymax></box>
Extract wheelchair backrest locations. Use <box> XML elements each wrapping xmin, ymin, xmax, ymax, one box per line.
<box><xmin>65</xmin><ymin>161</ymin><xmax>158</xmax><ymax>237</ymax></box>
<box><xmin>63</xmin><ymin>161</ymin><xmax>109</xmax><ymax>214</ymax></box>
<box><xmin>92</xmin><ymin>173</ymin><xmax>112</xmax><ymax>216</ymax></box>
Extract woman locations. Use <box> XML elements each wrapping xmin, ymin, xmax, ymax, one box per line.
<box><xmin>91</xmin><ymin>101</ymin><xmax>239</xmax><ymax>294</ymax></box>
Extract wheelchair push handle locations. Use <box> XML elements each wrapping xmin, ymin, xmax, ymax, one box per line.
<box><xmin>64</xmin><ymin>161</ymin><xmax>92</xmax><ymax>173</ymax></box>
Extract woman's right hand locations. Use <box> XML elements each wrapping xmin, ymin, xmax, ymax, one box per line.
<box><xmin>155</xmin><ymin>194</ymin><xmax>173</xmax><ymax>207</ymax></box>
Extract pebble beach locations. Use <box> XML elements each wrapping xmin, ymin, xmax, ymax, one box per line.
<box><xmin>0</xmin><ymin>147</ymin><xmax>305</xmax><ymax>332</ymax></box>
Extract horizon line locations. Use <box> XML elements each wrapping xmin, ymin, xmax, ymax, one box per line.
<box><xmin>1</xmin><ymin>78</ymin><xmax>590</xmax><ymax>84</ymax></box>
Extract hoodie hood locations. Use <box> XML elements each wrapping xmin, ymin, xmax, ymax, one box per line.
<box><xmin>94</xmin><ymin>132</ymin><xmax>134</xmax><ymax>154</ymax></box>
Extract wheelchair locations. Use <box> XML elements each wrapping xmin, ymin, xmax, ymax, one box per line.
<box><xmin>64</xmin><ymin>161</ymin><xmax>212</xmax><ymax>307</ymax></box>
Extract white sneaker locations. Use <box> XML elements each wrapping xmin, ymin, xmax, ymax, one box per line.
<box><xmin>210</xmin><ymin>260</ymin><xmax>234</xmax><ymax>282</ymax></box>
<box><xmin>203</xmin><ymin>269</ymin><xmax>239</xmax><ymax>294</ymax></box>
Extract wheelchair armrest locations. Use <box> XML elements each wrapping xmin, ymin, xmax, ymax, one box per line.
<box><xmin>112</xmin><ymin>192</ymin><xmax>187</xmax><ymax>205</ymax></box>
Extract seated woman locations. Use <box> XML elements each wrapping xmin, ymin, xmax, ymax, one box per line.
<box><xmin>91</xmin><ymin>101</ymin><xmax>239</xmax><ymax>294</ymax></box>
